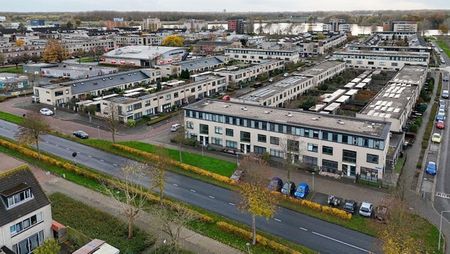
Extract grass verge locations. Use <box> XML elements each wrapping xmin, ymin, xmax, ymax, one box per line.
<box><xmin>0</xmin><ymin>111</ymin><xmax>24</xmax><ymax>124</ymax></box>
<box><xmin>436</xmin><ymin>38</ymin><xmax>450</xmax><ymax>58</ymax></box>
<box><xmin>0</xmin><ymin>65</ymin><xmax>23</xmax><ymax>74</ymax></box>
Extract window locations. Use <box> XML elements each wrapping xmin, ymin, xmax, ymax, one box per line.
<box><xmin>214</xmin><ymin>126</ymin><xmax>223</xmax><ymax>134</ymax></box>
<box><xmin>185</xmin><ymin>121</ymin><xmax>193</xmax><ymax>129</ymax></box>
<box><xmin>343</xmin><ymin>150</ymin><xmax>357</xmax><ymax>163</ymax></box>
<box><xmin>13</xmin><ymin>230</ymin><xmax>44</xmax><ymax>254</ymax></box>
<box><xmin>322</xmin><ymin>159</ymin><xmax>338</xmax><ymax>173</ymax></box>
<box><xmin>287</xmin><ymin>139</ymin><xmax>299</xmax><ymax>152</ymax></box>
<box><xmin>302</xmin><ymin>155</ymin><xmax>318</xmax><ymax>166</ymax></box>
<box><xmin>270</xmin><ymin>136</ymin><xmax>279</xmax><ymax>145</ymax></box>
<box><xmin>226</xmin><ymin>128</ymin><xmax>234</xmax><ymax>137</ymax></box>
<box><xmin>360</xmin><ymin>167</ymin><xmax>378</xmax><ymax>182</ymax></box>
<box><xmin>10</xmin><ymin>212</ymin><xmax>43</xmax><ymax>236</ymax></box>
<box><xmin>6</xmin><ymin>189</ymin><xmax>33</xmax><ymax>209</ymax></box>
<box><xmin>254</xmin><ymin>146</ymin><xmax>266</xmax><ymax>154</ymax></box>
<box><xmin>322</xmin><ymin>146</ymin><xmax>333</xmax><ymax>155</ymax></box>
<box><xmin>257</xmin><ymin>134</ymin><xmax>267</xmax><ymax>143</ymax></box>
<box><xmin>307</xmin><ymin>143</ymin><xmax>318</xmax><ymax>153</ymax></box>
<box><xmin>199</xmin><ymin>124</ymin><xmax>209</xmax><ymax>134</ymax></box>
<box><xmin>226</xmin><ymin>140</ymin><xmax>237</xmax><ymax>148</ymax></box>
<box><xmin>366</xmin><ymin>154</ymin><xmax>379</xmax><ymax>164</ymax></box>
<box><xmin>270</xmin><ymin>149</ymin><xmax>284</xmax><ymax>158</ymax></box>
<box><xmin>240</xmin><ymin>131</ymin><xmax>251</xmax><ymax>143</ymax></box>
<box><xmin>211</xmin><ymin>137</ymin><xmax>223</xmax><ymax>146</ymax></box>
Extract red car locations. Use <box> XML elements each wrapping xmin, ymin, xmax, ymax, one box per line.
<box><xmin>436</xmin><ymin>120</ymin><xmax>445</xmax><ymax>129</ymax></box>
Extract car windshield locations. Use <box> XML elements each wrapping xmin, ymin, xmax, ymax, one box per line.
<box><xmin>361</xmin><ymin>207</ymin><xmax>369</xmax><ymax>212</ymax></box>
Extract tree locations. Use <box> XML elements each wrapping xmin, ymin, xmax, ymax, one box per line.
<box><xmin>161</xmin><ymin>35</ymin><xmax>184</xmax><ymax>47</ymax></box>
<box><xmin>280</xmin><ymin>136</ymin><xmax>301</xmax><ymax>182</ymax></box>
<box><xmin>106</xmin><ymin>102</ymin><xmax>120</xmax><ymax>143</ymax></box>
<box><xmin>30</xmin><ymin>54</ymin><xmax>41</xmax><ymax>63</ymax></box>
<box><xmin>106</xmin><ymin>162</ymin><xmax>147</xmax><ymax>239</ymax></box>
<box><xmin>15</xmin><ymin>113</ymin><xmax>51</xmax><ymax>155</ymax></box>
<box><xmin>66</xmin><ymin>21</ymin><xmax>74</xmax><ymax>29</ymax></box>
<box><xmin>15</xmin><ymin>39</ymin><xmax>25</xmax><ymax>47</ymax></box>
<box><xmin>33</xmin><ymin>239</ymin><xmax>60</xmax><ymax>254</ymax></box>
<box><xmin>438</xmin><ymin>24</ymin><xmax>449</xmax><ymax>35</ymax></box>
<box><xmin>179</xmin><ymin>69</ymin><xmax>190</xmax><ymax>80</ymax></box>
<box><xmin>42</xmin><ymin>39</ymin><xmax>68</xmax><ymax>63</ymax></box>
<box><xmin>238</xmin><ymin>155</ymin><xmax>278</xmax><ymax>245</ymax></box>
<box><xmin>151</xmin><ymin>203</ymin><xmax>194</xmax><ymax>253</ymax></box>
<box><xmin>0</xmin><ymin>53</ymin><xmax>5</xmax><ymax>66</ymax></box>
<box><xmin>17</xmin><ymin>23</ymin><xmax>27</xmax><ymax>33</ymax></box>
<box><xmin>150</xmin><ymin>145</ymin><xmax>171</xmax><ymax>202</ymax></box>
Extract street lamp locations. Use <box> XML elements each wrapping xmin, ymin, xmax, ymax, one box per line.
<box><xmin>312</xmin><ymin>171</ymin><xmax>315</xmax><ymax>192</ymax></box>
<box><xmin>438</xmin><ymin>210</ymin><xmax>450</xmax><ymax>250</ymax></box>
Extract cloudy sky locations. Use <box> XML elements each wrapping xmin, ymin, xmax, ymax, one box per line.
<box><xmin>2</xmin><ymin>0</ymin><xmax>450</xmax><ymax>12</ymax></box>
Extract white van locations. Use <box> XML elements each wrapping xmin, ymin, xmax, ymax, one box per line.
<box><xmin>442</xmin><ymin>90</ymin><xmax>449</xmax><ymax>99</ymax></box>
<box><xmin>170</xmin><ymin>123</ymin><xmax>181</xmax><ymax>132</ymax></box>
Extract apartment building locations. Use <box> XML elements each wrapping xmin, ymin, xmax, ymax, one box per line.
<box><xmin>115</xmin><ymin>34</ymin><xmax>163</xmax><ymax>46</ymax></box>
<box><xmin>33</xmin><ymin>69</ymin><xmax>161</xmax><ymax>106</ymax></box>
<box><xmin>214</xmin><ymin>60</ymin><xmax>284</xmax><ymax>84</ymax></box>
<box><xmin>299</xmin><ymin>33</ymin><xmax>347</xmax><ymax>57</ymax></box>
<box><xmin>158</xmin><ymin>56</ymin><xmax>227</xmax><ymax>78</ymax></box>
<box><xmin>101</xmin><ymin>46</ymin><xmax>186</xmax><ymax>67</ymax></box>
<box><xmin>225</xmin><ymin>48</ymin><xmax>300</xmax><ymax>63</ymax></box>
<box><xmin>383</xmin><ymin>21</ymin><xmax>418</xmax><ymax>33</ymax></box>
<box><xmin>100</xmin><ymin>75</ymin><xmax>227</xmax><ymax>122</ymax></box>
<box><xmin>0</xmin><ymin>73</ymin><xmax>29</xmax><ymax>95</ymax></box>
<box><xmin>142</xmin><ymin>17</ymin><xmax>161</xmax><ymax>32</ymax></box>
<box><xmin>332</xmin><ymin>50</ymin><xmax>429</xmax><ymax>70</ymax></box>
<box><xmin>184</xmin><ymin>99</ymin><xmax>391</xmax><ymax>181</ymax></box>
<box><xmin>233</xmin><ymin>61</ymin><xmax>345</xmax><ymax>106</ymax></box>
<box><xmin>0</xmin><ymin>167</ymin><xmax>53</xmax><ymax>254</ymax></box>
<box><xmin>62</xmin><ymin>37</ymin><xmax>116</xmax><ymax>55</ymax></box>
<box><xmin>356</xmin><ymin>65</ymin><xmax>428</xmax><ymax>132</ymax></box>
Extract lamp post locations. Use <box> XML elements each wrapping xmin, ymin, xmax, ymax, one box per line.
<box><xmin>438</xmin><ymin>210</ymin><xmax>450</xmax><ymax>251</ymax></box>
<box><xmin>97</xmin><ymin>126</ymin><xmax>100</xmax><ymax>139</ymax></box>
<box><xmin>312</xmin><ymin>171</ymin><xmax>315</xmax><ymax>192</ymax></box>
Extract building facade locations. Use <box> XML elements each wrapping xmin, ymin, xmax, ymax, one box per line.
<box><xmin>214</xmin><ymin>60</ymin><xmax>284</xmax><ymax>84</ymax></box>
<box><xmin>184</xmin><ymin>99</ymin><xmax>391</xmax><ymax>181</ymax></box>
<box><xmin>225</xmin><ymin>48</ymin><xmax>300</xmax><ymax>63</ymax></box>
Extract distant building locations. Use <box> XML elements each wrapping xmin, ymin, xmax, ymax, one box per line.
<box><xmin>142</xmin><ymin>17</ymin><xmax>161</xmax><ymax>32</ymax></box>
<box><xmin>0</xmin><ymin>73</ymin><xmax>30</xmax><ymax>95</ymax></box>
<box><xmin>183</xmin><ymin>19</ymin><xmax>208</xmax><ymax>32</ymax></box>
<box><xmin>324</xmin><ymin>18</ymin><xmax>351</xmax><ymax>33</ymax></box>
<box><xmin>228</xmin><ymin>19</ymin><xmax>245</xmax><ymax>34</ymax></box>
<box><xmin>113</xmin><ymin>17</ymin><xmax>124</xmax><ymax>22</ymax></box>
<box><xmin>0</xmin><ymin>166</ymin><xmax>53</xmax><ymax>253</ymax></box>
<box><xmin>101</xmin><ymin>46</ymin><xmax>186</xmax><ymax>67</ymax></box>
<box><xmin>0</xmin><ymin>16</ymin><xmax>6</xmax><ymax>22</ymax></box>
<box><xmin>158</xmin><ymin>56</ymin><xmax>227</xmax><ymax>77</ymax></box>
<box><xmin>29</xmin><ymin>19</ymin><xmax>45</xmax><ymax>27</ymax></box>
<box><xmin>192</xmin><ymin>41</ymin><xmax>240</xmax><ymax>56</ymax></box>
<box><xmin>214</xmin><ymin>60</ymin><xmax>284</xmax><ymax>85</ymax></box>
<box><xmin>225</xmin><ymin>47</ymin><xmax>300</xmax><ymax>63</ymax></box>
<box><xmin>383</xmin><ymin>21</ymin><xmax>418</xmax><ymax>33</ymax></box>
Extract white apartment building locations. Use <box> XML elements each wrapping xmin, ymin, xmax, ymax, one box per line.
<box><xmin>142</xmin><ymin>17</ymin><xmax>161</xmax><ymax>32</ymax></box>
<box><xmin>0</xmin><ymin>167</ymin><xmax>53</xmax><ymax>254</ymax></box>
<box><xmin>232</xmin><ymin>61</ymin><xmax>345</xmax><ymax>106</ymax></box>
<box><xmin>34</xmin><ymin>69</ymin><xmax>161</xmax><ymax>106</ymax></box>
<box><xmin>392</xmin><ymin>22</ymin><xmax>418</xmax><ymax>33</ymax></box>
<box><xmin>184</xmin><ymin>99</ymin><xmax>391</xmax><ymax>181</ymax></box>
<box><xmin>299</xmin><ymin>33</ymin><xmax>347</xmax><ymax>56</ymax></box>
<box><xmin>62</xmin><ymin>37</ymin><xmax>116</xmax><ymax>54</ymax></box>
<box><xmin>214</xmin><ymin>60</ymin><xmax>284</xmax><ymax>84</ymax></box>
<box><xmin>225</xmin><ymin>48</ymin><xmax>300</xmax><ymax>63</ymax></box>
<box><xmin>100</xmin><ymin>75</ymin><xmax>227</xmax><ymax>122</ymax></box>
<box><xmin>332</xmin><ymin>50</ymin><xmax>429</xmax><ymax>71</ymax></box>
<box><xmin>356</xmin><ymin>65</ymin><xmax>428</xmax><ymax>132</ymax></box>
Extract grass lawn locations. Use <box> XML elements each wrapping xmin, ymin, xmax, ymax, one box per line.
<box><xmin>50</xmin><ymin>192</ymin><xmax>153</xmax><ymax>254</ymax></box>
<box><xmin>394</xmin><ymin>156</ymin><xmax>406</xmax><ymax>174</ymax></box>
<box><xmin>0</xmin><ymin>111</ymin><xmax>24</xmax><ymax>125</ymax></box>
<box><xmin>78</xmin><ymin>57</ymin><xmax>97</xmax><ymax>63</ymax></box>
<box><xmin>436</xmin><ymin>38</ymin><xmax>450</xmax><ymax>58</ymax></box>
<box><xmin>0</xmin><ymin>65</ymin><xmax>24</xmax><ymax>74</ymax></box>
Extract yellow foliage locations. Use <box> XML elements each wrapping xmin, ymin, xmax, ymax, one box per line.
<box><xmin>161</xmin><ymin>35</ymin><xmax>184</xmax><ymax>47</ymax></box>
<box><xmin>42</xmin><ymin>39</ymin><xmax>68</xmax><ymax>63</ymax></box>
<box><xmin>15</xmin><ymin>39</ymin><xmax>25</xmax><ymax>47</ymax></box>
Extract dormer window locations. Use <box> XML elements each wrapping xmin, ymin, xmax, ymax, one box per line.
<box><xmin>1</xmin><ymin>184</ymin><xmax>34</xmax><ymax>209</ymax></box>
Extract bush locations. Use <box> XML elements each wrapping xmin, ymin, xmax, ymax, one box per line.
<box><xmin>127</xmin><ymin>119</ymin><xmax>136</xmax><ymax>127</ymax></box>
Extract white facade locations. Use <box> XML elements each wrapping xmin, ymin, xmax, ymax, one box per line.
<box><xmin>214</xmin><ymin>60</ymin><xmax>284</xmax><ymax>84</ymax></box>
<box><xmin>332</xmin><ymin>51</ymin><xmax>429</xmax><ymax>70</ymax></box>
<box><xmin>393</xmin><ymin>23</ymin><xmax>418</xmax><ymax>33</ymax></box>
<box><xmin>299</xmin><ymin>33</ymin><xmax>347</xmax><ymax>56</ymax></box>
<box><xmin>225</xmin><ymin>48</ymin><xmax>300</xmax><ymax>63</ymax></box>
<box><xmin>142</xmin><ymin>18</ymin><xmax>161</xmax><ymax>32</ymax></box>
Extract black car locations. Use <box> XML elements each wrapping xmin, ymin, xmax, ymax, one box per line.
<box><xmin>343</xmin><ymin>200</ymin><xmax>358</xmax><ymax>214</ymax></box>
<box><xmin>281</xmin><ymin>181</ymin><xmax>296</xmax><ymax>196</ymax></box>
<box><xmin>268</xmin><ymin>177</ymin><xmax>283</xmax><ymax>192</ymax></box>
<box><xmin>73</xmin><ymin>130</ymin><xmax>89</xmax><ymax>139</ymax></box>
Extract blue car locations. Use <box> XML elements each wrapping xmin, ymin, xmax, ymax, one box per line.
<box><xmin>294</xmin><ymin>183</ymin><xmax>310</xmax><ymax>199</ymax></box>
<box><xmin>436</xmin><ymin>113</ymin><xmax>446</xmax><ymax>122</ymax></box>
<box><xmin>426</xmin><ymin>161</ymin><xmax>437</xmax><ymax>176</ymax></box>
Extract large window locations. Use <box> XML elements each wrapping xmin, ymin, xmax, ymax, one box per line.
<box><xmin>254</xmin><ymin>146</ymin><xmax>266</xmax><ymax>154</ymax></box>
<box><xmin>322</xmin><ymin>159</ymin><xmax>338</xmax><ymax>173</ymax></box>
<box><xmin>366</xmin><ymin>154</ymin><xmax>379</xmax><ymax>164</ymax></box>
<box><xmin>211</xmin><ymin>137</ymin><xmax>223</xmax><ymax>146</ymax></box>
<box><xmin>226</xmin><ymin>128</ymin><xmax>234</xmax><ymax>137</ymax></box>
<box><xmin>10</xmin><ymin>212</ymin><xmax>43</xmax><ymax>236</ymax></box>
<box><xmin>307</xmin><ymin>143</ymin><xmax>318</xmax><ymax>153</ymax></box>
<box><xmin>226</xmin><ymin>140</ymin><xmax>237</xmax><ymax>148</ymax></box>
<box><xmin>342</xmin><ymin>150</ymin><xmax>357</xmax><ymax>163</ymax></box>
<box><xmin>302</xmin><ymin>155</ymin><xmax>318</xmax><ymax>166</ymax></box>
<box><xmin>287</xmin><ymin>139</ymin><xmax>299</xmax><ymax>152</ymax></box>
<box><xmin>257</xmin><ymin>134</ymin><xmax>267</xmax><ymax>143</ymax></box>
<box><xmin>6</xmin><ymin>189</ymin><xmax>33</xmax><ymax>209</ymax></box>
<box><xmin>240</xmin><ymin>131</ymin><xmax>251</xmax><ymax>143</ymax></box>
<box><xmin>199</xmin><ymin>124</ymin><xmax>209</xmax><ymax>135</ymax></box>
<box><xmin>270</xmin><ymin>136</ymin><xmax>280</xmax><ymax>145</ymax></box>
<box><xmin>322</xmin><ymin>146</ymin><xmax>333</xmax><ymax>155</ymax></box>
<box><xmin>13</xmin><ymin>231</ymin><xmax>44</xmax><ymax>254</ymax></box>
<box><xmin>270</xmin><ymin>149</ymin><xmax>284</xmax><ymax>158</ymax></box>
<box><xmin>360</xmin><ymin>167</ymin><xmax>378</xmax><ymax>182</ymax></box>
<box><xmin>214</xmin><ymin>126</ymin><xmax>223</xmax><ymax>134</ymax></box>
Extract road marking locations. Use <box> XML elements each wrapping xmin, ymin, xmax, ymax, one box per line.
<box><xmin>190</xmin><ymin>189</ymin><xmax>196</xmax><ymax>193</ymax></box>
<box><xmin>299</xmin><ymin>227</ymin><xmax>308</xmax><ymax>231</ymax></box>
<box><xmin>274</xmin><ymin>218</ymin><xmax>282</xmax><ymax>222</ymax></box>
<box><xmin>436</xmin><ymin>192</ymin><xmax>450</xmax><ymax>199</ymax></box>
<box><xmin>311</xmin><ymin>231</ymin><xmax>371</xmax><ymax>253</ymax></box>
<box><xmin>228</xmin><ymin>202</ymin><xmax>236</xmax><ymax>206</ymax></box>
<box><xmin>208</xmin><ymin>195</ymin><xmax>215</xmax><ymax>199</ymax></box>
<box><xmin>173</xmin><ymin>183</ymin><xmax>178</xmax><ymax>187</ymax></box>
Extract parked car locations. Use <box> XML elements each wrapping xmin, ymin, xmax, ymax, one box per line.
<box><xmin>359</xmin><ymin>202</ymin><xmax>373</xmax><ymax>217</ymax></box>
<box><xmin>39</xmin><ymin>108</ymin><xmax>54</xmax><ymax>116</ymax></box>
<box><xmin>268</xmin><ymin>78</ymin><xmax>274</xmax><ymax>82</ymax></box>
<box><xmin>281</xmin><ymin>181</ymin><xmax>296</xmax><ymax>196</ymax></box>
<box><xmin>73</xmin><ymin>130</ymin><xmax>89</xmax><ymax>139</ymax></box>
<box><xmin>283</xmin><ymin>73</ymin><xmax>289</xmax><ymax>77</ymax></box>
<box><xmin>436</xmin><ymin>113</ymin><xmax>446</xmax><ymax>122</ymax></box>
<box><xmin>268</xmin><ymin>177</ymin><xmax>283</xmax><ymax>192</ymax></box>
<box><xmin>440</xmin><ymin>100</ymin><xmax>447</xmax><ymax>108</ymax></box>
<box><xmin>432</xmin><ymin>133</ymin><xmax>442</xmax><ymax>143</ymax></box>
<box><xmin>343</xmin><ymin>200</ymin><xmax>358</xmax><ymax>214</ymax></box>
<box><xmin>170</xmin><ymin>123</ymin><xmax>181</xmax><ymax>132</ymax></box>
<box><xmin>294</xmin><ymin>183</ymin><xmax>309</xmax><ymax>199</ymax></box>
<box><xmin>439</xmin><ymin>104</ymin><xmax>447</xmax><ymax>112</ymax></box>
<box><xmin>442</xmin><ymin>90</ymin><xmax>449</xmax><ymax>99</ymax></box>
<box><xmin>436</xmin><ymin>120</ymin><xmax>445</xmax><ymax>129</ymax></box>
<box><xmin>426</xmin><ymin>161</ymin><xmax>437</xmax><ymax>176</ymax></box>
<box><xmin>439</xmin><ymin>108</ymin><xmax>446</xmax><ymax>115</ymax></box>
<box><xmin>327</xmin><ymin>195</ymin><xmax>341</xmax><ymax>207</ymax></box>
<box><xmin>375</xmin><ymin>205</ymin><xmax>388</xmax><ymax>223</ymax></box>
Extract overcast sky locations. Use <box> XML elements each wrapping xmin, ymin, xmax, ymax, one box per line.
<box><xmin>1</xmin><ymin>0</ymin><xmax>449</xmax><ymax>12</ymax></box>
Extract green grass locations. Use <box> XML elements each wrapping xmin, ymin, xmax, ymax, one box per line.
<box><xmin>0</xmin><ymin>65</ymin><xmax>24</xmax><ymax>74</ymax></box>
<box><xmin>77</xmin><ymin>57</ymin><xmax>97</xmax><ymax>63</ymax></box>
<box><xmin>50</xmin><ymin>192</ymin><xmax>153</xmax><ymax>254</ymax></box>
<box><xmin>394</xmin><ymin>156</ymin><xmax>406</xmax><ymax>174</ymax></box>
<box><xmin>120</xmin><ymin>141</ymin><xmax>236</xmax><ymax>177</ymax></box>
<box><xmin>436</xmin><ymin>38</ymin><xmax>450</xmax><ymax>58</ymax></box>
<box><xmin>0</xmin><ymin>111</ymin><xmax>24</xmax><ymax>125</ymax></box>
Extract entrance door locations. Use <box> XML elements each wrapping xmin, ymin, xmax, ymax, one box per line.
<box><xmin>342</xmin><ymin>164</ymin><xmax>357</xmax><ymax>177</ymax></box>
<box><xmin>240</xmin><ymin>144</ymin><xmax>250</xmax><ymax>153</ymax></box>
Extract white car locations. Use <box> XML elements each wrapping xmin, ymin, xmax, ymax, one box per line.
<box><xmin>359</xmin><ymin>202</ymin><xmax>373</xmax><ymax>217</ymax></box>
<box><xmin>432</xmin><ymin>133</ymin><xmax>442</xmax><ymax>143</ymax></box>
<box><xmin>170</xmin><ymin>123</ymin><xmax>181</xmax><ymax>132</ymax></box>
<box><xmin>39</xmin><ymin>108</ymin><xmax>54</xmax><ymax>116</ymax></box>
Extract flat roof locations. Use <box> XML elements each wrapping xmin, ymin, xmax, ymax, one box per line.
<box><xmin>390</xmin><ymin>65</ymin><xmax>428</xmax><ymax>85</ymax></box>
<box><xmin>299</xmin><ymin>60</ymin><xmax>344</xmax><ymax>77</ymax></box>
<box><xmin>334</xmin><ymin>50</ymin><xmax>430</xmax><ymax>57</ymax></box>
<box><xmin>186</xmin><ymin>99</ymin><xmax>391</xmax><ymax>139</ymax></box>
<box><xmin>103</xmin><ymin>46</ymin><xmax>185</xmax><ymax>60</ymax></box>
<box><xmin>214</xmin><ymin>59</ymin><xmax>282</xmax><ymax>75</ymax></box>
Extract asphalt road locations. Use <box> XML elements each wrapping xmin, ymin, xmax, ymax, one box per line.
<box><xmin>0</xmin><ymin>119</ymin><xmax>379</xmax><ymax>253</ymax></box>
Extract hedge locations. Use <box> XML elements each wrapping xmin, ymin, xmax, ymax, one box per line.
<box><xmin>0</xmin><ymin>164</ymin><xmax>29</xmax><ymax>178</ymax></box>
<box><xmin>217</xmin><ymin>221</ymin><xmax>302</xmax><ymax>254</ymax></box>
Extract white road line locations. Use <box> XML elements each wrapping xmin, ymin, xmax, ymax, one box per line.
<box><xmin>208</xmin><ymin>195</ymin><xmax>215</xmax><ymax>199</ymax></box>
<box><xmin>274</xmin><ymin>218</ymin><xmax>282</xmax><ymax>222</ymax></box>
<box><xmin>190</xmin><ymin>189</ymin><xmax>196</xmax><ymax>193</ymax></box>
<box><xmin>299</xmin><ymin>227</ymin><xmax>308</xmax><ymax>231</ymax></box>
<box><xmin>173</xmin><ymin>183</ymin><xmax>178</xmax><ymax>187</ymax></box>
<box><xmin>228</xmin><ymin>202</ymin><xmax>236</xmax><ymax>206</ymax></box>
<box><xmin>311</xmin><ymin>231</ymin><xmax>371</xmax><ymax>253</ymax></box>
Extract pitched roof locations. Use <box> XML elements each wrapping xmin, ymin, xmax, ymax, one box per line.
<box><xmin>0</xmin><ymin>167</ymin><xmax>50</xmax><ymax>227</ymax></box>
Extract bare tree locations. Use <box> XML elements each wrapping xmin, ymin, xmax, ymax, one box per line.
<box><xmin>106</xmin><ymin>102</ymin><xmax>120</xmax><ymax>143</ymax></box>
<box><xmin>106</xmin><ymin>162</ymin><xmax>148</xmax><ymax>239</ymax></box>
<box><xmin>16</xmin><ymin>113</ymin><xmax>51</xmax><ymax>155</ymax></box>
<box><xmin>150</xmin><ymin>145</ymin><xmax>171</xmax><ymax>203</ymax></box>
<box><xmin>151</xmin><ymin>203</ymin><xmax>195</xmax><ymax>253</ymax></box>
<box><xmin>280</xmin><ymin>135</ymin><xmax>301</xmax><ymax>182</ymax></box>
<box><xmin>238</xmin><ymin>155</ymin><xmax>278</xmax><ymax>245</ymax></box>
